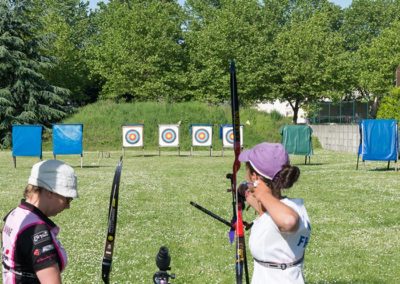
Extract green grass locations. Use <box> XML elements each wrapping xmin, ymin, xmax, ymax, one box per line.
<box><xmin>41</xmin><ymin>101</ymin><xmax>293</xmax><ymax>151</ymax></box>
<box><xmin>0</xmin><ymin>150</ymin><xmax>399</xmax><ymax>283</ymax></box>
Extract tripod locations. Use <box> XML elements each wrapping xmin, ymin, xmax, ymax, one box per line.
<box><xmin>153</xmin><ymin>246</ymin><xmax>175</xmax><ymax>284</ymax></box>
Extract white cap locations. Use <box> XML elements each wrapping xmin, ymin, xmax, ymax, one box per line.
<box><xmin>28</xmin><ymin>160</ymin><xmax>78</xmax><ymax>198</ymax></box>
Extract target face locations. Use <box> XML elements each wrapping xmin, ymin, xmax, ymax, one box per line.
<box><xmin>122</xmin><ymin>125</ymin><xmax>143</xmax><ymax>147</ymax></box>
<box><xmin>159</xmin><ymin>124</ymin><xmax>179</xmax><ymax>147</ymax></box>
<box><xmin>192</xmin><ymin>125</ymin><xmax>212</xmax><ymax>146</ymax></box>
<box><xmin>125</xmin><ymin>130</ymin><xmax>140</xmax><ymax>144</ymax></box>
<box><xmin>222</xmin><ymin>126</ymin><xmax>243</xmax><ymax>147</ymax></box>
<box><xmin>162</xmin><ymin>129</ymin><xmax>177</xmax><ymax>143</ymax></box>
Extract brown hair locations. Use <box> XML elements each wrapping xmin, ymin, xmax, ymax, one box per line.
<box><xmin>24</xmin><ymin>184</ymin><xmax>43</xmax><ymax>199</ymax></box>
<box><xmin>246</xmin><ymin>162</ymin><xmax>300</xmax><ymax>198</ymax></box>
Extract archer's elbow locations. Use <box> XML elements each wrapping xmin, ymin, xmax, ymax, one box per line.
<box><xmin>279</xmin><ymin>213</ymin><xmax>299</xmax><ymax>233</ymax></box>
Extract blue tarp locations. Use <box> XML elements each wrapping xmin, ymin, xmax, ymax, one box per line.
<box><xmin>12</xmin><ymin>125</ymin><xmax>43</xmax><ymax>157</ymax></box>
<box><xmin>53</xmin><ymin>124</ymin><xmax>83</xmax><ymax>155</ymax></box>
<box><xmin>358</xmin><ymin>119</ymin><xmax>398</xmax><ymax>162</ymax></box>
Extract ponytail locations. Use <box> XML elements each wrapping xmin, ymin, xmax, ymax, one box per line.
<box><xmin>246</xmin><ymin>162</ymin><xmax>300</xmax><ymax>198</ymax></box>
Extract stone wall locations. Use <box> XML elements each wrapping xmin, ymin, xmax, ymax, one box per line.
<box><xmin>310</xmin><ymin>124</ymin><xmax>359</xmax><ymax>153</ymax></box>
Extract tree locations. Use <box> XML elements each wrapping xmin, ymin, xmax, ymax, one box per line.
<box><xmin>87</xmin><ymin>0</ymin><xmax>188</xmax><ymax>102</ymax></box>
<box><xmin>273</xmin><ymin>3</ymin><xmax>351</xmax><ymax>123</ymax></box>
<box><xmin>0</xmin><ymin>0</ymin><xmax>70</xmax><ymax>147</ymax></box>
<box><xmin>341</xmin><ymin>0</ymin><xmax>400</xmax><ymax>51</ymax></box>
<box><xmin>377</xmin><ymin>87</ymin><xmax>400</xmax><ymax>120</ymax></box>
<box><xmin>184</xmin><ymin>0</ymin><xmax>275</xmax><ymax>104</ymax></box>
<box><xmin>33</xmin><ymin>0</ymin><xmax>96</xmax><ymax>106</ymax></box>
<box><xmin>339</xmin><ymin>0</ymin><xmax>400</xmax><ymax>117</ymax></box>
<box><xmin>357</xmin><ymin>20</ymin><xmax>400</xmax><ymax>117</ymax></box>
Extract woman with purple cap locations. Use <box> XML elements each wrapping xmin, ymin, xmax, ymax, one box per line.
<box><xmin>2</xmin><ymin>160</ymin><xmax>77</xmax><ymax>284</ymax></box>
<box><xmin>239</xmin><ymin>142</ymin><xmax>311</xmax><ymax>284</ymax></box>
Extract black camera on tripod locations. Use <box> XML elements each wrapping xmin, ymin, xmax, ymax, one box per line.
<box><xmin>153</xmin><ymin>246</ymin><xmax>175</xmax><ymax>284</ymax></box>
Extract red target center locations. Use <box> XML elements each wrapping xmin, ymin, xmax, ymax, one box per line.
<box><xmin>229</xmin><ymin>133</ymin><xmax>234</xmax><ymax>140</ymax></box>
<box><xmin>166</xmin><ymin>133</ymin><xmax>172</xmax><ymax>139</ymax></box>
<box><xmin>129</xmin><ymin>134</ymin><xmax>136</xmax><ymax>140</ymax></box>
<box><xmin>199</xmin><ymin>133</ymin><xmax>205</xmax><ymax>139</ymax></box>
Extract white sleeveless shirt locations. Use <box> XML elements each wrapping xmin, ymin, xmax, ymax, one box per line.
<box><xmin>249</xmin><ymin>198</ymin><xmax>311</xmax><ymax>284</ymax></box>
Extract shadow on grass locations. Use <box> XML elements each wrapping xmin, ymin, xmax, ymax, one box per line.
<box><xmin>81</xmin><ymin>165</ymin><xmax>113</xmax><ymax>169</ymax></box>
<box><xmin>367</xmin><ymin>167</ymin><xmax>398</xmax><ymax>172</ymax></box>
<box><xmin>301</xmin><ymin>163</ymin><xmax>325</xmax><ymax>166</ymax></box>
<box><xmin>143</xmin><ymin>154</ymin><xmax>161</xmax><ymax>157</ymax></box>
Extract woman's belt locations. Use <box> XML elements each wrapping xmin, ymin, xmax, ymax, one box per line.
<box><xmin>253</xmin><ymin>255</ymin><xmax>304</xmax><ymax>270</ymax></box>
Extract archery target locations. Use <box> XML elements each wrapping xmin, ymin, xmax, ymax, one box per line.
<box><xmin>222</xmin><ymin>126</ymin><xmax>243</xmax><ymax>147</ymax></box>
<box><xmin>122</xmin><ymin>125</ymin><xmax>143</xmax><ymax>147</ymax></box>
<box><xmin>159</xmin><ymin>124</ymin><xmax>179</xmax><ymax>147</ymax></box>
<box><xmin>192</xmin><ymin>125</ymin><xmax>212</xmax><ymax>146</ymax></box>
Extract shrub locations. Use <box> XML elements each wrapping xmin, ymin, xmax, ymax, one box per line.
<box><xmin>377</xmin><ymin>87</ymin><xmax>400</xmax><ymax>120</ymax></box>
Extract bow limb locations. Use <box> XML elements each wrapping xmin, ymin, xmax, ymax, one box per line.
<box><xmin>102</xmin><ymin>157</ymin><xmax>123</xmax><ymax>284</ymax></box>
<box><xmin>229</xmin><ymin>60</ymin><xmax>250</xmax><ymax>284</ymax></box>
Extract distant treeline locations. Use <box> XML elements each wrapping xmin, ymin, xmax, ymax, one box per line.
<box><xmin>1</xmin><ymin>0</ymin><xmax>400</xmax><ymax>146</ymax></box>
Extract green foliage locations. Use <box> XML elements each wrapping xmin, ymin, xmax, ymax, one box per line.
<box><xmin>358</xmin><ymin>20</ymin><xmax>400</xmax><ymax>98</ymax></box>
<box><xmin>341</xmin><ymin>0</ymin><xmax>400</xmax><ymax>51</ymax></box>
<box><xmin>341</xmin><ymin>1</ymin><xmax>400</xmax><ymax>115</ymax></box>
<box><xmin>34</xmin><ymin>0</ymin><xmax>96</xmax><ymax>106</ymax></box>
<box><xmin>377</xmin><ymin>87</ymin><xmax>400</xmax><ymax>120</ymax></box>
<box><xmin>273</xmin><ymin>2</ymin><xmax>350</xmax><ymax>123</ymax></box>
<box><xmin>269</xmin><ymin>109</ymin><xmax>283</xmax><ymax>121</ymax></box>
<box><xmin>42</xmin><ymin>101</ymin><xmax>292</xmax><ymax>151</ymax></box>
<box><xmin>0</xmin><ymin>150</ymin><xmax>399</xmax><ymax>283</ymax></box>
<box><xmin>184</xmin><ymin>0</ymin><xmax>274</xmax><ymax>104</ymax></box>
<box><xmin>87</xmin><ymin>0</ymin><xmax>188</xmax><ymax>102</ymax></box>
<box><xmin>0</xmin><ymin>0</ymin><xmax>71</xmax><ymax>147</ymax></box>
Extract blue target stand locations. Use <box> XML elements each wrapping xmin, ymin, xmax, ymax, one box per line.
<box><xmin>220</xmin><ymin>124</ymin><xmax>243</xmax><ymax>157</ymax></box>
<box><xmin>356</xmin><ymin>119</ymin><xmax>398</xmax><ymax>171</ymax></box>
<box><xmin>52</xmin><ymin>124</ymin><xmax>84</xmax><ymax>168</ymax></box>
<box><xmin>158</xmin><ymin>124</ymin><xmax>180</xmax><ymax>156</ymax></box>
<box><xmin>122</xmin><ymin>124</ymin><xmax>144</xmax><ymax>157</ymax></box>
<box><xmin>190</xmin><ymin>124</ymin><xmax>213</xmax><ymax>156</ymax></box>
<box><xmin>12</xmin><ymin>125</ymin><xmax>43</xmax><ymax>168</ymax></box>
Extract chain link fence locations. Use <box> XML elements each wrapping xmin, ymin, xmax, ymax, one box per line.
<box><xmin>310</xmin><ymin>101</ymin><xmax>371</xmax><ymax>124</ymax></box>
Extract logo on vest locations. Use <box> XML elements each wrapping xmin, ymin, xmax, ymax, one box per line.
<box><xmin>3</xmin><ymin>225</ymin><xmax>12</xmax><ymax>236</ymax></box>
<box><xmin>42</xmin><ymin>244</ymin><xmax>55</xmax><ymax>253</ymax></box>
<box><xmin>32</xmin><ymin>230</ymin><xmax>50</xmax><ymax>245</ymax></box>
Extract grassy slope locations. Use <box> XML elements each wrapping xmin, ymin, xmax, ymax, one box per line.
<box><xmin>0</xmin><ymin>151</ymin><xmax>399</xmax><ymax>283</ymax></box>
<box><xmin>43</xmin><ymin>101</ymin><xmax>293</xmax><ymax>151</ymax></box>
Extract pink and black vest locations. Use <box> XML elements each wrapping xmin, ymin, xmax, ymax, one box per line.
<box><xmin>2</xmin><ymin>201</ymin><xmax>68</xmax><ymax>284</ymax></box>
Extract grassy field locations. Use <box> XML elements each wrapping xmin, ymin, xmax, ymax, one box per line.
<box><xmin>0</xmin><ymin>149</ymin><xmax>399</xmax><ymax>283</ymax></box>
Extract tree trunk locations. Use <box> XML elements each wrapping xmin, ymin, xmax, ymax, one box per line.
<box><xmin>288</xmin><ymin>99</ymin><xmax>300</xmax><ymax>124</ymax></box>
<box><xmin>370</xmin><ymin>96</ymin><xmax>379</xmax><ymax>119</ymax></box>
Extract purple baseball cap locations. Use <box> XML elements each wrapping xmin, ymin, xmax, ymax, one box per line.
<box><xmin>239</xmin><ymin>142</ymin><xmax>289</xmax><ymax>180</ymax></box>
